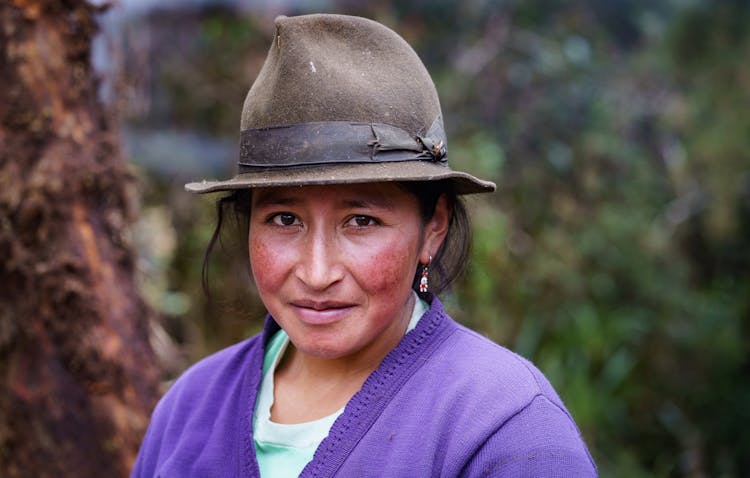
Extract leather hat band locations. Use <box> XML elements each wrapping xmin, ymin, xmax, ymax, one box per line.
<box><xmin>238</xmin><ymin>117</ymin><xmax>447</xmax><ymax>170</ymax></box>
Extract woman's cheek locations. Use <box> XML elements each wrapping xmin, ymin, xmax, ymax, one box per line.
<box><xmin>352</xmin><ymin>240</ymin><xmax>415</xmax><ymax>294</ymax></box>
<box><xmin>249</xmin><ymin>235</ymin><xmax>284</xmax><ymax>288</ymax></box>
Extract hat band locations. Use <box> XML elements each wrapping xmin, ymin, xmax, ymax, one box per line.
<box><xmin>238</xmin><ymin>118</ymin><xmax>447</xmax><ymax>170</ymax></box>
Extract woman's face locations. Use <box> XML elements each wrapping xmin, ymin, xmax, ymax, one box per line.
<box><xmin>249</xmin><ymin>183</ymin><xmax>449</xmax><ymax>361</ymax></box>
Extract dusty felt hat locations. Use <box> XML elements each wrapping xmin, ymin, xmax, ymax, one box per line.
<box><xmin>185</xmin><ymin>14</ymin><xmax>496</xmax><ymax>195</ymax></box>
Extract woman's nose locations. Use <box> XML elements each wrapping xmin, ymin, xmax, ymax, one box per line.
<box><xmin>295</xmin><ymin>228</ymin><xmax>344</xmax><ymax>290</ymax></box>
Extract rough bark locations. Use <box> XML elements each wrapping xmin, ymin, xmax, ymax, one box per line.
<box><xmin>0</xmin><ymin>1</ymin><xmax>159</xmax><ymax>476</ymax></box>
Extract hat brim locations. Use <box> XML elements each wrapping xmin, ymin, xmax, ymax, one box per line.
<box><xmin>185</xmin><ymin>161</ymin><xmax>495</xmax><ymax>195</ymax></box>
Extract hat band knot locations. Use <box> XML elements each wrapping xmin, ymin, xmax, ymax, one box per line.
<box><xmin>238</xmin><ymin>117</ymin><xmax>447</xmax><ymax>170</ymax></box>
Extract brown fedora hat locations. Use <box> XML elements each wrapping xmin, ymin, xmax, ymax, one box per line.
<box><xmin>185</xmin><ymin>14</ymin><xmax>495</xmax><ymax>195</ymax></box>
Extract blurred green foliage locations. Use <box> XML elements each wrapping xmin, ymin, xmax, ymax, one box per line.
<box><xmin>121</xmin><ymin>0</ymin><xmax>750</xmax><ymax>475</ymax></box>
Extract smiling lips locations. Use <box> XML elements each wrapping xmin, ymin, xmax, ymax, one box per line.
<box><xmin>290</xmin><ymin>299</ymin><xmax>356</xmax><ymax>325</ymax></box>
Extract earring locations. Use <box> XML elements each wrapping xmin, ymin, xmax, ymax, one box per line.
<box><xmin>419</xmin><ymin>256</ymin><xmax>432</xmax><ymax>293</ymax></box>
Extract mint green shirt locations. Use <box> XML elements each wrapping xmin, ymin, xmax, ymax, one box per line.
<box><xmin>253</xmin><ymin>294</ymin><xmax>427</xmax><ymax>478</ymax></box>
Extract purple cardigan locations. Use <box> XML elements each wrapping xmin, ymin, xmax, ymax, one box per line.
<box><xmin>132</xmin><ymin>297</ymin><xmax>596</xmax><ymax>477</ymax></box>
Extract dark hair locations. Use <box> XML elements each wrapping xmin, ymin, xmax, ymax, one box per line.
<box><xmin>201</xmin><ymin>190</ymin><xmax>251</xmax><ymax>298</ymax></box>
<box><xmin>202</xmin><ymin>181</ymin><xmax>472</xmax><ymax>298</ymax></box>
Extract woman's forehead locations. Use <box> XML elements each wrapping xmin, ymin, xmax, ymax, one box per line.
<box><xmin>251</xmin><ymin>183</ymin><xmax>414</xmax><ymax>210</ymax></box>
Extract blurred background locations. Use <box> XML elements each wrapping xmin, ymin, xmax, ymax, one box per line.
<box><xmin>100</xmin><ymin>0</ymin><xmax>749</xmax><ymax>476</ymax></box>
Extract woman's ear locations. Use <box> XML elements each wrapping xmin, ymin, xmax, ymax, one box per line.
<box><xmin>420</xmin><ymin>194</ymin><xmax>451</xmax><ymax>263</ymax></box>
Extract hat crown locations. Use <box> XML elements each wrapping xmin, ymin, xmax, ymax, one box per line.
<box><xmin>241</xmin><ymin>14</ymin><xmax>442</xmax><ymax>137</ymax></box>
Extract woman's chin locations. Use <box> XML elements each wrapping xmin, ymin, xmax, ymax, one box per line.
<box><xmin>288</xmin><ymin>335</ymin><xmax>359</xmax><ymax>361</ymax></box>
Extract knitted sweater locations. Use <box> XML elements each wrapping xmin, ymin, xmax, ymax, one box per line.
<box><xmin>131</xmin><ymin>296</ymin><xmax>597</xmax><ymax>477</ymax></box>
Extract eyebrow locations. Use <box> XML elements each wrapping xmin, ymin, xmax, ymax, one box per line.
<box><xmin>251</xmin><ymin>193</ymin><xmax>300</xmax><ymax>210</ymax></box>
<box><xmin>252</xmin><ymin>190</ymin><xmax>396</xmax><ymax>211</ymax></box>
<box><xmin>339</xmin><ymin>197</ymin><xmax>395</xmax><ymax>210</ymax></box>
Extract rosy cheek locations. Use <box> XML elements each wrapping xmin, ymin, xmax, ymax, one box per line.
<box><xmin>354</xmin><ymin>239</ymin><xmax>415</xmax><ymax>294</ymax></box>
<box><xmin>249</xmin><ymin>234</ymin><xmax>283</xmax><ymax>290</ymax></box>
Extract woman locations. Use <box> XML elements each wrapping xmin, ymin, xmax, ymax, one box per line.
<box><xmin>132</xmin><ymin>14</ymin><xmax>596</xmax><ymax>477</ymax></box>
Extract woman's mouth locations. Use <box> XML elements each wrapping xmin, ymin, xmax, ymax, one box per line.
<box><xmin>289</xmin><ymin>300</ymin><xmax>355</xmax><ymax>325</ymax></box>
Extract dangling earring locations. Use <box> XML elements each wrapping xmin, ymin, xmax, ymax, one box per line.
<box><xmin>419</xmin><ymin>256</ymin><xmax>432</xmax><ymax>293</ymax></box>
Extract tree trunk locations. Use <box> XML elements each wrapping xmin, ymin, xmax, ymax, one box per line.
<box><xmin>0</xmin><ymin>1</ymin><xmax>159</xmax><ymax>476</ymax></box>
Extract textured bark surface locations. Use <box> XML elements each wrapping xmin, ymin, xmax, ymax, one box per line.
<box><xmin>0</xmin><ymin>1</ymin><xmax>159</xmax><ymax>476</ymax></box>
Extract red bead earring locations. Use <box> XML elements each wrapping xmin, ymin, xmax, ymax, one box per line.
<box><xmin>419</xmin><ymin>256</ymin><xmax>432</xmax><ymax>293</ymax></box>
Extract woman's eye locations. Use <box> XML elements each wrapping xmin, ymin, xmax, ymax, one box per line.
<box><xmin>271</xmin><ymin>213</ymin><xmax>299</xmax><ymax>226</ymax></box>
<box><xmin>349</xmin><ymin>215</ymin><xmax>376</xmax><ymax>227</ymax></box>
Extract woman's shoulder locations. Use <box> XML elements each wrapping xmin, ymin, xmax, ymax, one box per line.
<box><xmin>164</xmin><ymin>333</ymin><xmax>263</xmax><ymax>402</ymax></box>
<box><xmin>432</xmin><ymin>317</ymin><xmax>563</xmax><ymax>407</ymax></box>
<box><xmin>147</xmin><ymin>332</ymin><xmax>265</xmax><ymax>432</ymax></box>
<box><xmin>437</xmin><ymin>325</ymin><xmax>599</xmax><ymax>476</ymax></box>
<box><xmin>417</xmin><ymin>299</ymin><xmax>563</xmax><ymax>409</ymax></box>
<box><xmin>131</xmin><ymin>332</ymin><xmax>267</xmax><ymax>476</ymax></box>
